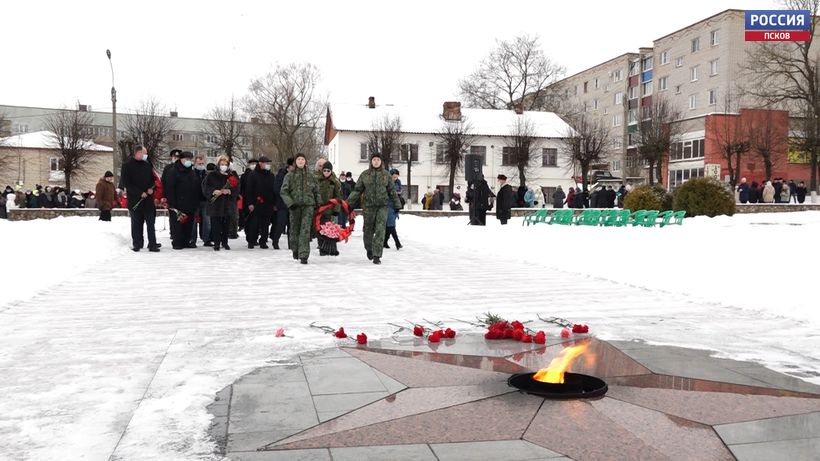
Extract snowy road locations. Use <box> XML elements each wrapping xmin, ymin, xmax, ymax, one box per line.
<box><xmin>1</xmin><ymin>214</ymin><xmax>819</xmax><ymax>460</ymax></box>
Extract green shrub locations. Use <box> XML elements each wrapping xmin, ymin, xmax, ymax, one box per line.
<box><xmin>672</xmin><ymin>177</ymin><xmax>736</xmax><ymax>217</ymax></box>
<box><xmin>623</xmin><ymin>185</ymin><xmax>673</xmax><ymax>211</ymax></box>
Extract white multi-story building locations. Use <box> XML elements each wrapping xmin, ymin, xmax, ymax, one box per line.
<box><xmin>324</xmin><ymin>98</ymin><xmax>574</xmax><ymax>203</ymax></box>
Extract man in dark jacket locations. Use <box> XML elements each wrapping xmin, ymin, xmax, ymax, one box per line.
<box><xmin>190</xmin><ymin>155</ymin><xmax>210</xmax><ymax>246</ymax></box>
<box><xmin>495</xmin><ymin>174</ymin><xmax>514</xmax><ymax>225</ymax></box>
<box><xmin>346</xmin><ymin>153</ymin><xmax>402</xmax><ymax>264</ymax></box>
<box><xmin>737</xmin><ymin>177</ymin><xmax>750</xmax><ymax>203</ymax></box>
<box><xmin>244</xmin><ymin>156</ymin><xmax>276</xmax><ymax>249</ymax></box>
<box><xmin>120</xmin><ymin>145</ymin><xmax>160</xmax><ymax>252</ymax></box>
<box><xmin>467</xmin><ymin>177</ymin><xmax>492</xmax><ymax>225</ymax></box>
<box><xmin>272</xmin><ymin>158</ymin><xmax>294</xmax><ymax>249</ymax></box>
<box><xmin>338</xmin><ymin>171</ymin><xmax>355</xmax><ymax>228</ymax></box>
<box><xmin>163</xmin><ymin>151</ymin><xmax>200</xmax><ymax>249</ymax></box>
<box><xmin>238</xmin><ymin>158</ymin><xmax>258</xmax><ymax>232</ymax></box>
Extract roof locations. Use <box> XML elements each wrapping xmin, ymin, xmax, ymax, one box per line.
<box><xmin>328</xmin><ymin>103</ymin><xmax>572</xmax><ymax>139</ymax></box>
<box><xmin>654</xmin><ymin>9</ymin><xmax>740</xmax><ymax>42</ymax></box>
<box><xmin>0</xmin><ymin>131</ymin><xmax>113</xmax><ymax>151</ymax></box>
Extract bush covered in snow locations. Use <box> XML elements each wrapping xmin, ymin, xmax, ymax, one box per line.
<box><xmin>673</xmin><ymin>177</ymin><xmax>736</xmax><ymax>217</ymax></box>
<box><xmin>624</xmin><ymin>185</ymin><xmax>673</xmax><ymax>211</ymax></box>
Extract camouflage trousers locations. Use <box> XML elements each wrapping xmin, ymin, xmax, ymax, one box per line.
<box><xmin>362</xmin><ymin>206</ymin><xmax>388</xmax><ymax>258</ymax></box>
<box><xmin>288</xmin><ymin>206</ymin><xmax>315</xmax><ymax>259</ymax></box>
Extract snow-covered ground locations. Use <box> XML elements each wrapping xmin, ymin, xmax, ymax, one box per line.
<box><xmin>0</xmin><ymin>212</ymin><xmax>819</xmax><ymax>460</ymax></box>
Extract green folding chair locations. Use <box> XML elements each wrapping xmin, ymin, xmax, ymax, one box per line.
<box><xmin>630</xmin><ymin>210</ymin><xmax>648</xmax><ymax>226</ymax></box>
<box><xmin>672</xmin><ymin>210</ymin><xmax>686</xmax><ymax>225</ymax></box>
<box><xmin>614</xmin><ymin>209</ymin><xmax>632</xmax><ymax>227</ymax></box>
<box><xmin>657</xmin><ymin>210</ymin><xmax>675</xmax><ymax>227</ymax></box>
<box><xmin>575</xmin><ymin>209</ymin><xmax>603</xmax><ymax>226</ymax></box>
<box><xmin>600</xmin><ymin>209</ymin><xmax>619</xmax><ymax>227</ymax></box>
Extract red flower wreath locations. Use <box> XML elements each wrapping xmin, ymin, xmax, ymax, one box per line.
<box><xmin>313</xmin><ymin>199</ymin><xmax>356</xmax><ymax>242</ymax></box>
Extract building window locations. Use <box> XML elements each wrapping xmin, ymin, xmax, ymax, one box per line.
<box><xmin>709</xmin><ymin>88</ymin><xmax>718</xmax><ymax>105</ymax></box>
<box><xmin>594</xmin><ymin>78</ymin><xmax>600</xmax><ymax>89</ymax></box>
<box><xmin>583</xmin><ymin>81</ymin><xmax>588</xmax><ymax>93</ymax></box>
<box><xmin>711</xmin><ymin>29</ymin><xmax>720</xmax><ymax>46</ymax></box>
<box><xmin>689</xmin><ymin>94</ymin><xmax>697</xmax><ymax>110</ymax></box>
<box><xmin>593</xmin><ymin>99</ymin><xmax>599</xmax><ymax>110</ymax></box>
<box><xmin>435</xmin><ymin>143</ymin><xmax>447</xmax><ymax>163</ymax></box>
<box><xmin>49</xmin><ymin>157</ymin><xmax>65</xmax><ymax>172</ymax></box>
<box><xmin>613</xmin><ymin>114</ymin><xmax>623</xmax><ymax>127</ymax></box>
<box><xmin>501</xmin><ymin>147</ymin><xmax>519</xmax><ymax>166</ymax></box>
<box><xmin>399</xmin><ymin>143</ymin><xmax>419</xmax><ymax>162</ymax></box>
<box><xmin>628</xmin><ymin>109</ymin><xmax>637</xmax><ymax>124</ymax></box>
<box><xmin>574</xmin><ymin>85</ymin><xmax>579</xmax><ymax>96</ymax></box>
<box><xmin>359</xmin><ymin>143</ymin><xmax>369</xmax><ymax>161</ymax></box>
<box><xmin>675</xmin><ymin>84</ymin><xmax>682</xmax><ymax>94</ymax></box>
<box><xmin>191</xmin><ymin>134</ymin><xmax>200</xmax><ymax>143</ymax></box>
<box><xmin>206</xmin><ymin>135</ymin><xmax>218</xmax><ymax>143</ymax></box>
<box><xmin>709</xmin><ymin>59</ymin><xmax>719</xmax><ymax>76</ymax></box>
<box><xmin>660</xmin><ymin>51</ymin><xmax>669</xmax><ymax>65</ymax></box>
<box><xmin>629</xmin><ymin>60</ymin><xmax>640</xmax><ymax>76</ymax></box>
<box><xmin>603</xmin><ymin>107</ymin><xmax>609</xmax><ymax>115</ymax></box>
<box><xmin>172</xmin><ymin>133</ymin><xmax>184</xmax><ymax>141</ymax></box>
<box><xmin>613</xmin><ymin>138</ymin><xmax>623</xmax><ymax>149</ymax></box>
<box><xmin>470</xmin><ymin>145</ymin><xmax>487</xmax><ymax>165</ymax></box>
<box><xmin>642</xmin><ymin>81</ymin><xmax>653</xmax><ymax>96</ymax></box>
<box><xmin>612</xmin><ymin>69</ymin><xmax>623</xmax><ymax>82</ymax></box>
<box><xmin>612</xmin><ymin>159</ymin><xmax>621</xmax><ymax>171</ymax></box>
<box><xmin>628</xmin><ymin>86</ymin><xmax>639</xmax><ymax>100</ymax></box>
<box><xmin>614</xmin><ymin>92</ymin><xmax>624</xmax><ymax>105</ymax></box>
<box><xmin>542</xmin><ymin>148</ymin><xmax>558</xmax><ymax>167</ymax></box>
<box><xmin>13</xmin><ymin>123</ymin><xmax>29</xmax><ymax>134</ymax></box>
<box><xmin>691</xmin><ymin>37</ymin><xmax>700</xmax><ymax>53</ymax></box>
<box><xmin>690</xmin><ymin>66</ymin><xmax>699</xmax><ymax>82</ymax></box>
<box><xmin>675</xmin><ymin>57</ymin><xmax>684</xmax><ymax>68</ymax></box>
<box><xmin>642</xmin><ymin>56</ymin><xmax>653</xmax><ymax>71</ymax></box>
<box><xmin>659</xmin><ymin>76</ymin><xmax>668</xmax><ymax>91</ymax></box>
<box><xmin>670</xmin><ymin>139</ymin><xmax>705</xmax><ymax>161</ymax></box>
<box><xmin>669</xmin><ymin>167</ymin><xmax>705</xmax><ymax>189</ymax></box>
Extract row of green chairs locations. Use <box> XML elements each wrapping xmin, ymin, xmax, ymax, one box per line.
<box><xmin>523</xmin><ymin>209</ymin><xmax>685</xmax><ymax>227</ymax></box>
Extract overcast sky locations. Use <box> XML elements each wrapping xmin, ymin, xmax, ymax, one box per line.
<box><xmin>1</xmin><ymin>0</ymin><xmax>780</xmax><ymax>118</ymax></box>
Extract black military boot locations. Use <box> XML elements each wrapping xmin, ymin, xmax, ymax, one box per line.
<box><xmin>372</xmin><ymin>256</ymin><xmax>381</xmax><ymax>265</ymax></box>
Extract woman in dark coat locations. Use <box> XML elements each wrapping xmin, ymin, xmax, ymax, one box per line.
<box><xmin>552</xmin><ymin>186</ymin><xmax>566</xmax><ymax>208</ymax></box>
<box><xmin>203</xmin><ymin>155</ymin><xmax>238</xmax><ymax>251</ymax></box>
<box><xmin>495</xmin><ymin>174</ymin><xmax>514</xmax><ymax>225</ymax></box>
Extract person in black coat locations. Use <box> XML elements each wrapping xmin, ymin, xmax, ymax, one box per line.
<box><xmin>244</xmin><ymin>156</ymin><xmax>276</xmax><ymax>248</ymax></box>
<box><xmin>120</xmin><ymin>145</ymin><xmax>159</xmax><ymax>252</ymax></box>
<box><xmin>737</xmin><ymin>178</ymin><xmax>750</xmax><ymax>203</ymax></box>
<box><xmin>203</xmin><ymin>155</ymin><xmax>237</xmax><ymax>251</ymax></box>
<box><xmin>272</xmin><ymin>158</ymin><xmax>293</xmax><ymax>249</ymax></box>
<box><xmin>163</xmin><ymin>151</ymin><xmax>200</xmax><ymax>250</ymax></box>
<box><xmin>495</xmin><ymin>174</ymin><xmax>514</xmax><ymax>225</ymax></box>
<box><xmin>238</xmin><ymin>158</ymin><xmax>258</xmax><ymax>232</ymax></box>
<box><xmin>748</xmin><ymin>181</ymin><xmax>759</xmax><ymax>203</ymax></box>
<box><xmin>796</xmin><ymin>181</ymin><xmax>808</xmax><ymax>203</ymax></box>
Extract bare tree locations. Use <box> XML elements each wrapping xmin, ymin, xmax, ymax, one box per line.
<box><xmin>366</xmin><ymin>115</ymin><xmax>404</xmax><ymax>169</ymax></box>
<box><xmin>435</xmin><ymin>118</ymin><xmax>476</xmax><ymax>197</ymax></box>
<box><xmin>459</xmin><ymin>34</ymin><xmax>566</xmax><ymax>111</ymax></box>
<box><xmin>562</xmin><ymin>112</ymin><xmax>610</xmax><ymax>193</ymax></box>
<box><xmin>636</xmin><ymin>96</ymin><xmax>683</xmax><ymax>185</ymax></box>
<box><xmin>42</xmin><ymin>109</ymin><xmax>96</xmax><ymax>191</ymax></box>
<box><xmin>120</xmin><ymin>98</ymin><xmax>176</xmax><ymax>168</ymax></box>
<box><xmin>747</xmin><ymin>109</ymin><xmax>780</xmax><ymax>180</ymax></box>
<box><xmin>0</xmin><ymin>112</ymin><xmax>10</xmax><ymax>171</ymax></box>
<box><xmin>245</xmin><ymin>62</ymin><xmax>326</xmax><ymax>165</ymax></box>
<box><xmin>204</xmin><ymin>97</ymin><xmax>247</xmax><ymax>162</ymax></box>
<box><xmin>709</xmin><ymin>94</ymin><xmax>750</xmax><ymax>187</ymax></box>
<box><xmin>504</xmin><ymin>114</ymin><xmax>542</xmax><ymax>188</ymax></box>
<box><xmin>742</xmin><ymin>0</ymin><xmax>820</xmax><ymax>189</ymax></box>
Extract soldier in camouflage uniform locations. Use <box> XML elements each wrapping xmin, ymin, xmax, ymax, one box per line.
<box><xmin>317</xmin><ymin>161</ymin><xmax>341</xmax><ymax>256</ymax></box>
<box><xmin>280</xmin><ymin>153</ymin><xmax>322</xmax><ymax>264</ymax></box>
<box><xmin>346</xmin><ymin>153</ymin><xmax>402</xmax><ymax>265</ymax></box>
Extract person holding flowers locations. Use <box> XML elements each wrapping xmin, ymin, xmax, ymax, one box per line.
<box><xmin>163</xmin><ymin>151</ymin><xmax>200</xmax><ymax>250</ymax></box>
<box><xmin>120</xmin><ymin>145</ymin><xmax>160</xmax><ymax>252</ymax></box>
<box><xmin>316</xmin><ymin>161</ymin><xmax>341</xmax><ymax>256</ymax></box>
<box><xmin>203</xmin><ymin>155</ymin><xmax>238</xmax><ymax>251</ymax></box>
<box><xmin>280</xmin><ymin>153</ymin><xmax>322</xmax><ymax>264</ymax></box>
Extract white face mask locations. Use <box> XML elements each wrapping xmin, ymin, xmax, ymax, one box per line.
<box><xmin>142</xmin><ymin>154</ymin><xmax>149</xmax><ymax>162</ymax></box>
<box><xmin>219</xmin><ymin>165</ymin><xmax>228</xmax><ymax>173</ymax></box>
<box><xmin>262</xmin><ymin>164</ymin><xmax>272</xmax><ymax>171</ymax></box>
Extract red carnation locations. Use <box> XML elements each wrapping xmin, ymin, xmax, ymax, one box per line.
<box><xmin>227</xmin><ymin>176</ymin><xmax>239</xmax><ymax>187</ymax></box>
<box><xmin>521</xmin><ymin>334</ymin><xmax>533</xmax><ymax>343</ymax></box>
<box><xmin>413</xmin><ymin>325</ymin><xmax>424</xmax><ymax>337</ymax></box>
<box><xmin>334</xmin><ymin>327</ymin><xmax>347</xmax><ymax>339</ymax></box>
<box><xmin>444</xmin><ymin>328</ymin><xmax>456</xmax><ymax>339</ymax></box>
<box><xmin>256</xmin><ymin>195</ymin><xmax>264</xmax><ymax>204</ymax></box>
<box><xmin>572</xmin><ymin>324</ymin><xmax>590</xmax><ymax>334</ymax></box>
<box><xmin>560</xmin><ymin>328</ymin><xmax>571</xmax><ymax>338</ymax></box>
<box><xmin>511</xmin><ymin>320</ymin><xmax>524</xmax><ymax>330</ymax></box>
<box><xmin>512</xmin><ymin>328</ymin><xmax>524</xmax><ymax>341</ymax></box>
<box><xmin>534</xmin><ymin>331</ymin><xmax>546</xmax><ymax>344</ymax></box>
<box><xmin>504</xmin><ymin>327</ymin><xmax>514</xmax><ymax>339</ymax></box>
<box><xmin>428</xmin><ymin>331</ymin><xmax>442</xmax><ymax>343</ymax></box>
<box><xmin>356</xmin><ymin>333</ymin><xmax>367</xmax><ymax>344</ymax></box>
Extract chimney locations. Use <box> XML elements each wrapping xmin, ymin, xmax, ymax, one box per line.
<box><xmin>250</xmin><ymin>117</ymin><xmax>259</xmax><ymax>124</ymax></box>
<box><xmin>170</xmin><ymin>111</ymin><xmax>178</xmax><ymax>118</ymax></box>
<box><xmin>368</xmin><ymin>96</ymin><xmax>375</xmax><ymax>109</ymax></box>
<box><xmin>442</xmin><ymin>101</ymin><xmax>462</xmax><ymax>121</ymax></box>
<box><xmin>514</xmin><ymin>103</ymin><xmax>524</xmax><ymax>115</ymax></box>
<box><xmin>78</xmin><ymin>104</ymin><xmax>88</xmax><ymax>112</ymax></box>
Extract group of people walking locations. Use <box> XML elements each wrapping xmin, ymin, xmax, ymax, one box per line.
<box><xmin>119</xmin><ymin>146</ymin><xmax>404</xmax><ymax>264</ymax></box>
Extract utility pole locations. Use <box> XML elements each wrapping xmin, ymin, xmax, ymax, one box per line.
<box><xmin>107</xmin><ymin>49</ymin><xmax>119</xmax><ymax>183</ymax></box>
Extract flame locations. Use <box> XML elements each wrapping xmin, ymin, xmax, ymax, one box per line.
<box><xmin>532</xmin><ymin>344</ymin><xmax>588</xmax><ymax>384</ymax></box>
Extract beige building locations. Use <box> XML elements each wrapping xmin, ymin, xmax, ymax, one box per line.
<box><xmin>0</xmin><ymin>131</ymin><xmax>114</xmax><ymax>192</ymax></box>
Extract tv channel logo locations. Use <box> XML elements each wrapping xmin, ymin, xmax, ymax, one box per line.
<box><xmin>745</xmin><ymin>10</ymin><xmax>811</xmax><ymax>41</ymax></box>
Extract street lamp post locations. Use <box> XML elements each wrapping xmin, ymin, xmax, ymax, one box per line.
<box><xmin>106</xmin><ymin>49</ymin><xmax>119</xmax><ymax>183</ymax></box>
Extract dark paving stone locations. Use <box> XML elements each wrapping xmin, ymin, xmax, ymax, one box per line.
<box><xmin>313</xmin><ymin>391</ymin><xmax>390</xmax><ymax>422</ymax></box>
<box><xmin>350</xmin><ymin>347</ymin><xmax>531</xmax><ymax>374</ymax></box>
<box><xmin>272</xmin><ymin>392</ymin><xmax>543</xmax><ymax>450</ymax></box>
<box><xmin>726</xmin><ymin>438</ymin><xmax>820</xmax><ymax>461</ymax></box>
<box><xmin>714</xmin><ymin>411</ymin><xmax>820</xmax><ymax>444</ymax></box>
<box><xmin>329</xmin><ymin>444</ymin><xmax>438</xmax><ymax>460</ymax></box>
<box><xmin>302</xmin><ymin>357</ymin><xmax>389</xmax><ymax>396</ymax></box>
<box><xmin>430</xmin><ymin>440</ymin><xmax>566</xmax><ymax>460</ymax></box>
<box><xmin>229</xmin><ymin>381</ymin><xmax>317</xmax><ymax>439</ymax></box>
<box><xmin>235</xmin><ymin>365</ymin><xmax>306</xmax><ymax>385</ymax></box>
<box><xmin>606</xmin><ymin>386</ymin><xmax>820</xmax><ymax>425</ymax></box>
<box><xmin>226</xmin><ymin>448</ymin><xmax>331</xmax><ymax>460</ymax></box>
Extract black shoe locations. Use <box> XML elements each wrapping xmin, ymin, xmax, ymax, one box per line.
<box><xmin>213</xmin><ymin>245</ymin><xmax>220</xmax><ymax>251</ymax></box>
<box><xmin>300</xmin><ymin>257</ymin><xmax>308</xmax><ymax>264</ymax></box>
<box><xmin>367</xmin><ymin>250</ymin><xmax>373</xmax><ymax>260</ymax></box>
<box><xmin>319</xmin><ymin>249</ymin><xmax>328</xmax><ymax>256</ymax></box>
<box><xmin>131</xmin><ymin>247</ymin><xmax>140</xmax><ymax>252</ymax></box>
<box><xmin>155</xmin><ymin>243</ymin><xmax>162</xmax><ymax>248</ymax></box>
<box><xmin>396</xmin><ymin>243</ymin><xmax>403</xmax><ymax>250</ymax></box>
<box><xmin>272</xmin><ymin>242</ymin><xmax>280</xmax><ymax>249</ymax></box>
<box><xmin>293</xmin><ymin>252</ymin><xmax>298</xmax><ymax>260</ymax></box>
<box><xmin>222</xmin><ymin>244</ymin><xmax>231</xmax><ymax>250</ymax></box>
<box><xmin>148</xmin><ymin>245</ymin><xmax>160</xmax><ymax>253</ymax></box>
<box><xmin>248</xmin><ymin>243</ymin><xmax>255</xmax><ymax>249</ymax></box>
<box><xmin>331</xmin><ymin>250</ymin><xmax>339</xmax><ymax>256</ymax></box>
<box><xmin>187</xmin><ymin>243</ymin><xmax>197</xmax><ymax>249</ymax></box>
<box><xmin>173</xmin><ymin>245</ymin><xmax>185</xmax><ymax>250</ymax></box>
<box><xmin>229</xmin><ymin>234</ymin><xmax>239</xmax><ymax>239</ymax></box>
<box><xmin>259</xmin><ymin>243</ymin><xmax>269</xmax><ymax>249</ymax></box>
<box><xmin>204</xmin><ymin>241</ymin><xmax>214</xmax><ymax>247</ymax></box>
<box><xmin>373</xmin><ymin>257</ymin><xmax>381</xmax><ymax>265</ymax></box>
<box><xmin>384</xmin><ymin>243</ymin><xmax>390</xmax><ymax>249</ymax></box>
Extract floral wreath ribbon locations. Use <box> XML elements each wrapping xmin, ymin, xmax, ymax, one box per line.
<box><xmin>313</xmin><ymin>199</ymin><xmax>356</xmax><ymax>242</ymax></box>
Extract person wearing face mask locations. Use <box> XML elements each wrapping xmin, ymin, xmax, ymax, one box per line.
<box><xmin>316</xmin><ymin>161</ymin><xmax>341</xmax><ymax>256</ymax></box>
<box><xmin>120</xmin><ymin>145</ymin><xmax>159</xmax><ymax>252</ymax></box>
<box><xmin>346</xmin><ymin>153</ymin><xmax>402</xmax><ymax>264</ymax></box>
<box><xmin>238</xmin><ymin>158</ymin><xmax>258</xmax><ymax>232</ymax></box>
<box><xmin>95</xmin><ymin>171</ymin><xmax>117</xmax><ymax>221</ymax></box>
<box><xmin>190</xmin><ymin>154</ymin><xmax>211</xmax><ymax>247</ymax></box>
<box><xmin>244</xmin><ymin>156</ymin><xmax>277</xmax><ymax>249</ymax></box>
<box><xmin>203</xmin><ymin>155</ymin><xmax>237</xmax><ymax>251</ymax></box>
<box><xmin>495</xmin><ymin>174</ymin><xmax>514</xmax><ymax>225</ymax></box>
<box><xmin>163</xmin><ymin>151</ymin><xmax>200</xmax><ymax>249</ymax></box>
<box><xmin>280</xmin><ymin>153</ymin><xmax>322</xmax><ymax>263</ymax></box>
